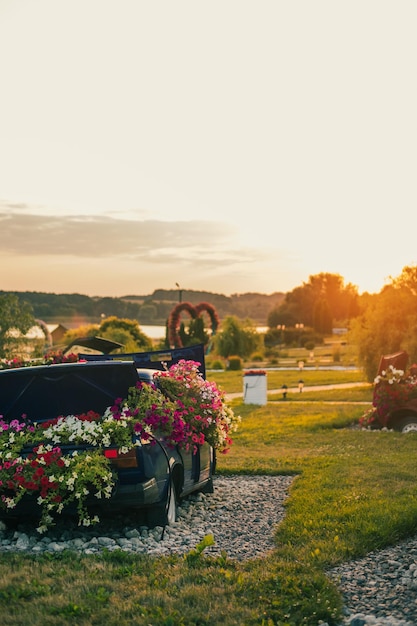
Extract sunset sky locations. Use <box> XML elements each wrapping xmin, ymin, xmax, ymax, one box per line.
<box><xmin>1</xmin><ymin>1</ymin><xmax>416</xmax><ymax>298</ymax></box>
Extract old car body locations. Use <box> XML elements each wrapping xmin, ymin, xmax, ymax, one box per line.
<box><xmin>0</xmin><ymin>345</ymin><xmax>214</xmax><ymax>527</ymax></box>
<box><xmin>372</xmin><ymin>351</ymin><xmax>417</xmax><ymax>432</ymax></box>
<box><xmin>62</xmin><ymin>335</ymin><xmax>124</xmax><ymax>357</ymax></box>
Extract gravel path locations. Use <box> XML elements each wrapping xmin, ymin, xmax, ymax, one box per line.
<box><xmin>327</xmin><ymin>537</ymin><xmax>417</xmax><ymax>626</ymax></box>
<box><xmin>0</xmin><ymin>475</ymin><xmax>293</xmax><ymax>560</ymax></box>
<box><xmin>0</xmin><ymin>475</ymin><xmax>416</xmax><ymax>626</ymax></box>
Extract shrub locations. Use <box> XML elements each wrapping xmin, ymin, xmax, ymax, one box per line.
<box><xmin>227</xmin><ymin>356</ymin><xmax>242</xmax><ymax>370</ymax></box>
<box><xmin>209</xmin><ymin>359</ymin><xmax>225</xmax><ymax>370</ymax></box>
<box><xmin>332</xmin><ymin>346</ymin><xmax>341</xmax><ymax>362</ymax></box>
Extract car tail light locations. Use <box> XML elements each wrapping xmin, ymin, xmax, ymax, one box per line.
<box><xmin>104</xmin><ymin>447</ymin><xmax>139</xmax><ymax>468</ymax></box>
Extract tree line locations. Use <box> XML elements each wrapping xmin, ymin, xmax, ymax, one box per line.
<box><xmin>0</xmin><ymin>289</ymin><xmax>285</xmax><ymax>326</ymax></box>
<box><xmin>2</xmin><ymin>266</ymin><xmax>417</xmax><ymax>381</ymax></box>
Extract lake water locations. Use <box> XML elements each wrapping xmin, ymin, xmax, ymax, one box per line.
<box><xmin>141</xmin><ymin>325</ymin><xmax>268</xmax><ymax>340</ymax></box>
<box><xmin>141</xmin><ymin>325</ymin><xmax>166</xmax><ymax>340</ymax></box>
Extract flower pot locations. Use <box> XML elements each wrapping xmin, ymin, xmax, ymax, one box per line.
<box><xmin>243</xmin><ymin>371</ymin><xmax>267</xmax><ymax>405</ymax></box>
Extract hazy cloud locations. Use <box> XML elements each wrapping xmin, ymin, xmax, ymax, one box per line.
<box><xmin>0</xmin><ymin>209</ymin><xmax>266</xmax><ymax>269</ymax></box>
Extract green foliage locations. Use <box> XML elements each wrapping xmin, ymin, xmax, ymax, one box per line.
<box><xmin>138</xmin><ymin>303</ymin><xmax>157</xmax><ymax>322</ymax></box>
<box><xmin>0</xmin><ymin>291</ymin><xmax>144</xmax><ymax>322</ymax></box>
<box><xmin>214</xmin><ymin>316</ymin><xmax>260</xmax><ymax>359</ymax></box>
<box><xmin>208</xmin><ymin>359</ymin><xmax>225</xmax><ymax>370</ymax></box>
<box><xmin>99</xmin><ymin>316</ymin><xmax>153</xmax><ymax>351</ymax></box>
<box><xmin>0</xmin><ymin>294</ymin><xmax>35</xmax><ymax>358</ymax></box>
<box><xmin>332</xmin><ymin>346</ymin><xmax>341</xmax><ymax>362</ymax></box>
<box><xmin>266</xmin><ymin>307</ymin><xmax>288</xmax><ymax>328</ymax></box>
<box><xmin>390</xmin><ymin>264</ymin><xmax>417</xmax><ymax>292</ymax></box>
<box><xmin>1</xmin><ymin>289</ymin><xmax>286</xmax><ymax>326</ymax></box>
<box><xmin>313</xmin><ymin>297</ymin><xmax>333</xmax><ymax>334</ymax></box>
<box><xmin>263</xmin><ymin>327</ymin><xmax>282</xmax><ymax>348</ymax></box>
<box><xmin>264</xmin><ymin>326</ymin><xmax>321</xmax><ymax>349</ymax></box>
<box><xmin>184</xmin><ymin>534</ymin><xmax>215</xmax><ymax>565</ymax></box>
<box><xmin>268</xmin><ymin>272</ymin><xmax>360</xmax><ymax>333</ymax></box>
<box><xmin>227</xmin><ymin>355</ymin><xmax>242</xmax><ymax>371</ymax></box>
<box><xmin>63</xmin><ymin>323</ymin><xmax>99</xmax><ymax>345</ymax></box>
<box><xmin>0</xmin><ymin>579</ymin><xmax>51</xmax><ymax>601</ymax></box>
<box><xmin>351</xmin><ymin>265</ymin><xmax>417</xmax><ymax>381</ymax></box>
<box><xmin>179</xmin><ymin>316</ymin><xmax>208</xmax><ymax>347</ymax></box>
<box><xmin>63</xmin><ymin>317</ymin><xmax>155</xmax><ymax>353</ymax></box>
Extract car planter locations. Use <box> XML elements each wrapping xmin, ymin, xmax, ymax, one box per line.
<box><xmin>0</xmin><ymin>346</ymin><xmax>239</xmax><ymax>531</ymax></box>
<box><xmin>361</xmin><ymin>351</ymin><xmax>417</xmax><ymax>432</ymax></box>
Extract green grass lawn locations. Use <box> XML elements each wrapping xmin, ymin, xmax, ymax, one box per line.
<box><xmin>1</xmin><ymin>374</ymin><xmax>416</xmax><ymax>626</ymax></box>
<box><xmin>209</xmin><ymin>368</ymin><xmax>366</xmax><ymax>394</ymax></box>
<box><xmin>269</xmin><ymin>385</ymin><xmax>373</xmax><ymax>403</ymax></box>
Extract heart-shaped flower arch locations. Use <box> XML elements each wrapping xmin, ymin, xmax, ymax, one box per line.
<box><xmin>168</xmin><ymin>301</ymin><xmax>219</xmax><ymax>348</ymax></box>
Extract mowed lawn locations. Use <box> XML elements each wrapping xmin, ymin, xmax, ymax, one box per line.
<box><xmin>1</xmin><ymin>372</ymin><xmax>416</xmax><ymax>626</ymax></box>
<box><xmin>210</xmin><ymin>368</ymin><xmax>367</xmax><ymax>395</ymax></box>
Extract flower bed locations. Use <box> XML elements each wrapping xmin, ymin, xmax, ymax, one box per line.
<box><xmin>0</xmin><ymin>360</ymin><xmax>240</xmax><ymax>532</ymax></box>
<box><xmin>360</xmin><ymin>364</ymin><xmax>417</xmax><ymax>428</ymax></box>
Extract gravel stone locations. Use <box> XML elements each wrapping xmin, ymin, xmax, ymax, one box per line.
<box><xmin>327</xmin><ymin>535</ymin><xmax>417</xmax><ymax>626</ymax></box>
<box><xmin>0</xmin><ymin>475</ymin><xmax>416</xmax><ymax>626</ymax></box>
<box><xmin>0</xmin><ymin>475</ymin><xmax>292</xmax><ymax>560</ymax></box>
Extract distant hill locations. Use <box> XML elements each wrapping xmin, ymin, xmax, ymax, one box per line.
<box><xmin>1</xmin><ymin>289</ymin><xmax>286</xmax><ymax>326</ymax></box>
<box><xmin>142</xmin><ymin>289</ymin><xmax>286</xmax><ymax>324</ymax></box>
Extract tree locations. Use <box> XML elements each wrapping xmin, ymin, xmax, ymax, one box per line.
<box><xmin>268</xmin><ymin>272</ymin><xmax>360</xmax><ymax>332</ymax></box>
<box><xmin>0</xmin><ymin>294</ymin><xmax>36</xmax><ymax>358</ymax></box>
<box><xmin>390</xmin><ymin>265</ymin><xmax>417</xmax><ymax>295</ymax></box>
<box><xmin>266</xmin><ymin>307</ymin><xmax>292</xmax><ymax>329</ymax></box>
<box><xmin>308</xmin><ymin>273</ymin><xmax>359</xmax><ymax>322</ymax></box>
<box><xmin>138</xmin><ymin>303</ymin><xmax>157</xmax><ymax>323</ymax></box>
<box><xmin>350</xmin><ymin>265</ymin><xmax>417</xmax><ymax>381</ymax></box>
<box><xmin>178</xmin><ymin>316</ymin><xmax>209</xmax><ymax>347</ymax></box>
<box><xmin>98</xmin><ymin>317</ymin><xmax>153</xmax><ymax>352</ymax></box>
<box><xmin>313</xmin><ymin>298</ymin><xmax>333</xmax><ymax>334</ymax></box>
<box><xmin>214</xmin><ymin>316</ymin><xmax>261</xmax><ymax>359</ymax></box>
